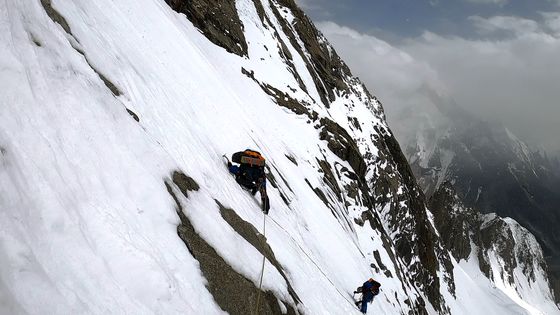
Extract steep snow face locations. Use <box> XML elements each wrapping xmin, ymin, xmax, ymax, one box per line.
<box><xmin>0</xmin><ymin>0</ymin><xmax>421</xmax><ymax>313</ymax></box>
<box><xmin>1</xmin><ymin>0</ymin><xmax>558</xmax><ymax>314</ymax></box>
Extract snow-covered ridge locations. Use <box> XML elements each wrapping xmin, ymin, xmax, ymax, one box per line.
<box><xmin>0</xmin><ymin>0</ymin><xmax>557</xmax><ymax>314</ymax></box>
<box><xmin>430</xmin><ymin>183</ymin><xmax>559</xmax><ymax>315</ymax></box>
<box><xmin>478</xmin><ymin>214</ymin><xmax>557</xmax><ymax>315</ymax></box>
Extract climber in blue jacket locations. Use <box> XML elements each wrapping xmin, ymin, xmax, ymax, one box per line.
<box><xmin>226</xmin><ymin>150</ymin><xmax>270</xmax><ymax>214</ymax></box>
<box><xmin>355</xmin><ymin>278</ymin><xmax>381</xmax><ymax>313</ymax></box>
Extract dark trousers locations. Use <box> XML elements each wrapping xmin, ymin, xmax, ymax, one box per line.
<box><xmin>235</xmin><ymin>176</ymin><xmax>256</xmax><ymax>192</ymax></box>
<box><xmin>360</xmin><ymin>292</ymin><xmax>373</xmax><ymax>313</ymax></box>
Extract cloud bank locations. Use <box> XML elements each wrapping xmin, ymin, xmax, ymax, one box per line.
<box><xmin>317</xmin><ymin>13</ymin><xmax>560</xmax><ymax>154</ymax></box>
<box><xmin>465</xmin><ymin>0</ymin><xmax>508</xmax><ymax>6</ymax></box>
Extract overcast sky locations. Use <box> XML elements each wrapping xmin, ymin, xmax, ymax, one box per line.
<box><xmin>296</xmin><ymin>0</ymin><xmax>560</xmax><ymax>154</ymax></box>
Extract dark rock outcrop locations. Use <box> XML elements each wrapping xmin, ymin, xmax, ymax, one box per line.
<box><xmin>40</xmin><ymin>0</ymin><xmax>73</xmax><ymax>36</ymax></box>
<box><xmin>428</xmin><ymin>183</ymin><xmax>494</xmax><ymax>280</ymax></box>
<box><xmin>429</xmin><ymin>182</ymin><xmax>476</xmax><ymax>262</ymax></box>
<box><xmin>371</xmin><ymin>131</ymin><xmax>448</xmax><ymax>313</ymax></box>
<box><xmin>480</xmin><ymin>217</ymin><xmax>517</xmax><ymax>284</ymax></box>
<box><xmin>273</xmin><ymin>0</ymin><xmax>352</xmax><ymax>105</ymax></box>
<box><xmin>164</xmin><ymin>172</ymin><xmax>298</xmax><ymax>315</ymax></box>
<box><xmin>216</xmin><ymin>201</ymin><xmax>302</xmax><ymax>307</ymax></box>
<box><xmin>318</xmin><ymin>118</ymin><xmax>366</xmax><ymax>178</ymax></box>
<box><xmin>126</xmin><ymin>108</ymin><xmax>139</xmax><ymax>122</ymax></box>
<box><xmin>165</xmin><ymin>0</ymin><xmax>248</xmax><ymax>56</ymax></box>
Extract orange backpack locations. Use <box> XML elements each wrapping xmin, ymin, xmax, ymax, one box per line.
<box><xmin>232</xmin><ymin>149</ymin><xmax>265</xmax><ymax>167</ymax></box>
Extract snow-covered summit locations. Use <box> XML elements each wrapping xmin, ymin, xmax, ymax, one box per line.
<box><xmin>0</xmin><ymin>0</ymin><xmax>557</xmax><ymax>314</ymax></box>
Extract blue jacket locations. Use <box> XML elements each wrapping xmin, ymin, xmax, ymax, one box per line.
<box><xmin>229</xmin><ymin>165</ymin><xmax>240</xmax><ymax>175</ymax></box>
<box><xmin>362</xmin><ymin>280</ymin><xmax>374</xmax><ymax>292</ymax></box>
<box><xmin>362</xmin><ymin>279</ymin><xmax>381</xmax><ymax>296</ymax></box>
<box><xmin>229</xmin><ymin>165</ymin><xmax>266</xmax><ymax>188</ymax></box>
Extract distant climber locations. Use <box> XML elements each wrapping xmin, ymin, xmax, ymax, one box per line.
<box><xmin>226</xmin><ymin>149</ymin><xmax>270</xmax><ymax>214</ymax></box>
<box><xmin>354</xmin><ymin>278</ymin><xmax>381</xmax><ymax>313</ymax></box>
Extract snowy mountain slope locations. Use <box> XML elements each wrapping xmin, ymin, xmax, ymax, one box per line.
<box><xmin>0</xmin><ymin>0</ymin><xmax>557</xmax><ymax>314</ymax></box>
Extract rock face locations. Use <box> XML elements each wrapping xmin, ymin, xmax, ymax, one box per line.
<box><xmin>165</xmin><ymin>0</ymin><xmax>248</xmax><ymax>56</ymax></box>
<box><xmin>429</xmin><ymin>182</ymin><xmax>477</xmax><ymax>262</ymax></box>
<box><xmin>479</xmin><ymin>214</ymin><xmax>551</xmax><ymax>288</ymax></box>
<box><xmin>273</xmin><ymin>0</ymin><xmax>353</xmax><ymax>105</ymax></box>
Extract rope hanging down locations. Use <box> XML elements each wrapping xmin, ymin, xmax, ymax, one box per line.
<box><xmin>252</xmin><ymin>214</ymin><xmax>358</xmax><ymax>313</ymax></box>
<box><xmin>253</xmin><ymin>211</ymin><xmax>267</xmax><ymax>315</ymax></box>
<box><xmin>267</xmin><ymin>216</ymin><xmax>358</xmax><ymax>310</ymax></box>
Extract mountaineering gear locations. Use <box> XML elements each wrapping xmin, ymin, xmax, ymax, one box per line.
<box><xmin>355</xmin><ymin>278</ymin><xmax>381</xmax><ymax>313</ymax></box>
<box><xmin>228</xmin><ymin>150</ymin><xmax>270</xmax><ymax>214</ymax></box>
<box><xmin>232</xmin><ymin>149</ymin><xmax>266</xmax><ymax>167</ymax></box>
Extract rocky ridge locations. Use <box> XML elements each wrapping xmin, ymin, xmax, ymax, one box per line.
<box><xmin>430</xmin><ymin>182</ymin><xmax>555</xmax><ymax>307</ymax></box>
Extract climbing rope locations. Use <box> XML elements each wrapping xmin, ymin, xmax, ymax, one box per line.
<box><xmin>266</xmin><ymin>216</ymin><xmax>358</xmax><ymax>310</ymax></box>
<box><xmin>253</xmin><ymin>211</ymin><xmax>267</xmax><ymax>315</ymax></box>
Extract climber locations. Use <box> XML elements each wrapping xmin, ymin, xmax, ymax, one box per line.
<box><xmin>354</xmin><ymin>278</ymin><xmax>381</xmax><ymax>313</ymax></box>
<box><xmin>227</xmin><ymin>149</ymin><xmax>270</xmax><ymax>214</ymax></box>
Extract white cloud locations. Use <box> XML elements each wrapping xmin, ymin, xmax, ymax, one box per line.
<box><xmin>318</xmin><ymin>16</ymin><xmax>560</xmax><ymax>152</ymax></box>
<box><xmin>294</xmin><ymin>0</ymin><xmax>313</xmax><ymax>10</ymax></box>
<box><xmin>294</xmin><ymin>0</ymin><xmax>337</xmax><ymax>18</ymax></box>
<box><xmin>542</xmin><ymin>11</ymin><xmax>560</xmax><ymax>35</ymax></box>
<box><xmin>317</xmin><ymin>22</ymin><xmax>443</xmax><ymax>107</ymax></box>
<box><xmin>316</xmin><ymin>22</ymin><xmax>449</xmax><ymax>147</ymax></box>
<box><xmin>469</xmin><ymin>15</ymin><xmax>541</xmax><ymax>36</ymax></box>
<box><xmin>464</xmin><ymin>0</ymin><xmax>508</xmax><ymax>6</ymax></box>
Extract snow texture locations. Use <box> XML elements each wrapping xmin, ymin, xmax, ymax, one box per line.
<box><xmin>0</xmin><ymin>0</ymin><xmax>557</xmax><ymax>314</ymax></box>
